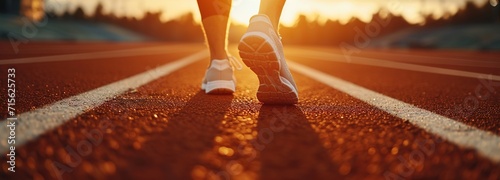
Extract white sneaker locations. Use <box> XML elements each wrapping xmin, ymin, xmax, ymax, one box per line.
<box><xmin>238</xmin><ymin>14</ymin><xmax>299</xmax><ymax>104</ymax></box>
<box><xmin>201</xmin><ymin>57</ymin><xmax>241</xmax><ymax>94</ymax></box>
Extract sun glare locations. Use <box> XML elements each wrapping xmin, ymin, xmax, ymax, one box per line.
<box><xmin>229</xmin><ymin>0</ymin><xmax>259</xmax><ymax>25</ymax></box>
<box><xmin>46</xmin><ymin>0</ymin><xmax>491</xmax><ymax>26</ymax></box>
<box><xmin>229</xmin><ymin>0</ymin><xmax>302</xmax><ymax>26</ymax></box>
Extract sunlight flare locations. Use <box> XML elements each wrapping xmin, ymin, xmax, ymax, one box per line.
<box><xmin>46</xmin><ymin>0</ymin><xmax>491</xmax><ymax>26</ymax></box>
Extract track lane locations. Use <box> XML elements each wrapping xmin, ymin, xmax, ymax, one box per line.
<box><xmin>286</xmin><ymin>48</ymin><xmax>500</xmax><ymax>135</ymax></box>
<box><xmin>0</xmin><ymin>43</ymin><xmax>499</xmax><ymax>180</ymax></box>
<box><xmin>289</xmin><ymin>47</ymin><xmax>500</xmax><ymax>75</ymax></box>
<box><xmin>0</xmin><ymin>42</ymin><xmax>196</xmax><ymax>60</ymax></box>
<box><xmin>3</xmin><ymin>60</ymin><xmax>498</xmax><ymax>179</ymax></box>
<box><xmin>0</xmin><ymin>44</ymin><xmax>204</xmax><ymax>117</ymax></box>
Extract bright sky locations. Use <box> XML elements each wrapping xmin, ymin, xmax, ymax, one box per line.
<box><xmin>45</xmin><ymin>0</ymin><xmax>494</xmax><ymax>26</ymax></box>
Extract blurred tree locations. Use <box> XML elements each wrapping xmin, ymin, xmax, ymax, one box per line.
<box><xmin>93</xmin><ymin>3</ymin><xmax>106</xmax><ymax>22</ymax></box>
<box><xmin>73</xmin><ymin>6</ymin><xmax>87</xmax><ymax>20</ymax></box>
<box><xmin>55</xmin><ymin>1</ymin><xmax>496</xmax><ymax>45</ymax></box>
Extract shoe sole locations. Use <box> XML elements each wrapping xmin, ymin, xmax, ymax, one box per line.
<box><xmin>238</xmin><ymin>35</ymin><xmax>298</xmax><ymax>104</ymax></box>
<box><xmin>203</xmin><ymin>80</ymin><xmax>235</xmax><ymax>94</ymax></box>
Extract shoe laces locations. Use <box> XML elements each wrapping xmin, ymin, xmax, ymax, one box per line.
<box><xmin>228</xmin><ymin>55</ymin><xmax>243</xmax><ymax>70</ymax></box>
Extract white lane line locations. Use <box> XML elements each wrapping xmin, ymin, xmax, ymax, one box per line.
<box><xmin>288</xmin><ymin>61</ymin><xmax>500</xmax><ymax>162</ymax></box>
<box><xmin>288</xmin><ymin>50</ymin><xmax>500</xmax><ymax>81</ymax></box>
<box><xmin>0</xmin><ymin>45</ymin><xmax>198</xmax><ymax>65</ymax></box>
<box><xmin>362</xmin><ymin>51</ymin><xmax>500</xmax><ymax>68</ymax></box>
<box><xmin>291</xmin><ymin>47</ymin><xmax>500</xmax><ymax>67</ymax></box>
<box><xmin>0</xmin><ymin>50</ymin><xmax>208</xmax><ymax>153</ymax></box>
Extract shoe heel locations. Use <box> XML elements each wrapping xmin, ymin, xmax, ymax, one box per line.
<box><xmin>238</xmin><ymin>36</ymin><xmax>298</xmax><ymax>104</ymax></box>
<box><xmin>205</xmin><ymin>80</ymin><xmax>235</xmax><ymax>94</ymax></box>
<box><xmin>238</xmin><ymin>35</ymin><xmax>280</xmax><ymax>72</ymax></box>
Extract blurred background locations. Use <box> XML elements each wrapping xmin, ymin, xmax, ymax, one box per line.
<box><xmin>1</xmin><ymin>0</ymin><xmax>500</xmax><ymax>50</ymax></box>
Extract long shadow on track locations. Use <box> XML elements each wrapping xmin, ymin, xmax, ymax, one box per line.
<box><xmin>256</xmin><ymin>105</ymin><xmax>339</xmax><ymax>179</ymax></box>
<box><xmin>143</xmin><ymin>91</ymin><xmax>233</xmax><ymax>179</ymax></box>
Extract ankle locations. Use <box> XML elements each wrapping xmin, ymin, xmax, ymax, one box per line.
<box><xmin>268</xmin><ymin>17</ymin><xmax>279</xmax><ymax>30</ymax></box>
<box><xmin>255</xmin><ymin>14</ymin><xmax>279</xmax><ymax>31</ymax></box>
<box><xmin>210</xmin><ymin>52</ymin><xmax>228</xmax><ymax>60</ymax></box>
<box><xmin>210</xmin><ymin>56</ymin><xmax>228</xmax><ymax>61</ymax></box>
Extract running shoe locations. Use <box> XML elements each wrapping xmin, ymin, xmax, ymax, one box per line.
<box><xmin>201</xmin><ymin>57</ymin><xmax>241</xmax><ymax>94</ymax></box>
<box><xmin>238</xmin><ymin>14</ymin><xmax>299</xmax><ymax>104</ymax></box>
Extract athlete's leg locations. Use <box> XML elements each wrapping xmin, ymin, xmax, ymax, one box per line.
<box><xmin>198</xmin><ymin>0</ymin><xmax>237</xmax><ymax>94</ymax></box>
<box><xmin>238</xmin><ymin>0</ymin><xmax>299</xmax><ymax>104</ymax></box>
<box><xmin>258</xmin><ymin>0</ymin><xmax>286</xmax><ymax>30</ymax></box>
<box><xmin>197</xmin><ymin>0</ymin><xmax>232</xmax><ymax>60</ymax></box>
